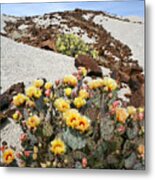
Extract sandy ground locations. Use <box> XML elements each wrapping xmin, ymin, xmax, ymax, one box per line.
<box><xmin>1</xmin><ymin>36</ymin><xmax>76</xmax><ymax>92</ymax></box>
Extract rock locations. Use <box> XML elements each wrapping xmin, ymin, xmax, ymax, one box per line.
<box><xmin>0</xmin><ymin>112</ymin><xmax>7</xmax><ymax>125</ymax></box>
<box><xmin>118</xmin><ymin>71</ymin><xmax>130</xmax><ymax>83</ymax></box>
<box><xmin>0</xmin><ymin>82</ymin><xmax>25</xmax><ymax>111</ymax></box>
<box><xmin>39</xmin><ymin>39</ymin><xmax>56</xmax><ymax>51</ymax></box>
<box><xmin>117</xmin><ymin>83</ymin><xmax>131</xmax><ymax>102</ymax></box>
<box><xmin>11</xmin><ymin>30</ymin><xmax>23</xmax><ymax>40</ymax></box>
<box><xmin>130</xmin><ymin>84</ymin><xmax>144</xmax><ymax>107</ymax></box>
<box><xmin>75</xmin><ymin>55</ymin><xmax>102</xmax><ymax>77</ymax></box>
<box><xmin>128</xmin><ymin>72</ymin><xmax>144</xmax><ymax>107</ymax></box>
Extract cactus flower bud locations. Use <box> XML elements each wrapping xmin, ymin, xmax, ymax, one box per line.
<box><xmin>82</xmin><ymin>157</ymin><xmax>87</xmax><ymax>168</ymax></box>
<box><xmin>45</xmin><ymin>89</ymin><xmax>51</xmax><ymax>97</ymax></box>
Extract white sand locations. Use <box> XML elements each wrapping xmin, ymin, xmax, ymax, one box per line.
<box><xmin>1</xmin><ymin>36</ymin><xmax>76</xmax><ymax>93</ymax></box>
<box><xmin>0</xmin><ymin>119</ymin><xmax>23</xmax><ymax>152</ymax></box>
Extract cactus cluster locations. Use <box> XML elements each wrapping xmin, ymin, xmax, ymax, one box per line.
<box><xmin>56</xmin><ymin>34</ymin><xmax>98</xmax><ymax>58</ymax></box>
<box><xmin>0</xmin><ymin>67</ymin><xmax>145</xmax><ymax>169</ymax></box>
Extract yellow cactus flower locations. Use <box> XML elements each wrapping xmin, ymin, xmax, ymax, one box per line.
<box><xmin>63</xmin><ymin>75</ymin><xmax>78</xmax><ymax>87</ymax></box>
<box><xmin>50</xmin><ymin>92</ymin><xmax>54</xmax><ymax>100</ymax></box>
<box><xmin>127</xmin><ymin>106</ymin><xmax>137</xmax><ymax>115</ymax></box>
<box><xmin>50</xmin><ymin>139</ymin><xmax>66</xmax><ymax>155</ymax></box>
<box><xmin>74</xmin><ymin>97</ymin><xmax>86</xmax><ymax>108</ymax></box>
<box><xmin>12</xmin><ymin>112</ymin><xmax>19</xmax><ymax>120</ymax></box>
<box><xmin>138</xmin><ymin>107</ymin><xmax>144</xmax><ymax>113</ymax></box>
<box><xmin>76</xmin><ymin>116</ymin><xmax>90</xmax><ymax>133</ymax></box>
<box><xmin>12</xmin><ymin>111</ymin><xmax>21</xmax><ymax>121</ymax></box>
<box><xmin>26</xmin><ymin>86</ymin><xmax>36</xmax><ymax>98</ymax></box>
<box><xmin>26</xmin><ymin>100</ymin><xmax>35</xmax><ymax>108</ymax></box>
<box><xmin>79</xmin><ymin>89</ymin><xmax>89</xmax><ymax>99</ymax></box>
<box><xmin>44</xmin><ymin>97</ymin><xmax>50</xmax><ymax>104</ymax></box>
<box><xmin>40</xmin><ymin>163</ymin><xmax>47</xmax><ymax>168</ymax></box>
<box><xmin>13</xmin><ymin>93</ymin><xmax>26</xmax><ymax>106</ymax></box>
<box><xmin>26</xmin><ymin>86</ymin><xmax>42</xmax><ymax>99</ymax></box>
<box><xmin>64</xmin><ymin>87</ymin><xmax>72</xmax><ymax>97</ymax></box>
<box><xmin>33</xmin><ymin>88</ymin><xmax>42</xmax><ymax>98</ymax></box>
<box><xmin>33</xmin><ymin>79</ymin><xmax>44</xmax><ymax>88</ymax></box>
<box><xmin>80</xmin><ymin>67</ymin><xmax>87</xmax><ymax>76</ymax></box>
<box><xmin>46</xmin><ymin>161</ymin><xmax>51</xmax><ymax>167</ymax></box>
<box><xmin>63</xmin><ymin>109</ymin><xmax>80</xmax><ymax>128</ymax></box>
<box><xmin>33</xmin><ymin>146</ymin><xmax>39</xmax><ymax>153</ymax></box>
<box><xmin>54</xmin><ymin>98</ymin><xmax>70</xmax><ymax>112</ymax></box>
<box><xmin>116</xmin><ymin>108</ymin><xmax>129</xmax><ymax>124</ymax></box>
<box><xmin>103</xmin><ymin>77</ymin><xmax>117</xmax><ymax>91</ymax></box>
<box><xmin>32</xmin><ymin>153</ymin><xmax>37</xmax><ymax>160</ymax></box>
<box><xmin>137</xmin><ymin>144</ymin><xmax>145</xmax><ymax>155</ymax></box>
<box><xmin>3</xmin><ymin>149</ymin><xmax>15</xmax><ymax>164</ymax></box>
<box><xmin>26</xmin><ymin>115</ymin><xmax>40</xmax><ymax>128</ymax></box>
<box><xmin>45</xmin><ymin>82</ymin><xmax>52</xmax><ymax>90</ymax></box>
<box><xmin>88</xmin><ymin>79</ymin><xmax>104</xmax><ymax>89</ymax></box>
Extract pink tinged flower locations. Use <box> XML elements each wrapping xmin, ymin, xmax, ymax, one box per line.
<box><xmin>45</xmin><ymin>89</ymin><xmax>51</xmax><ymax>97</ymax></box>
<box><xmin>108</xmin><ymin>93</ymin><xmax>113</xmax><ymax>98</ymax></box>
<box><xmin>22</xmin><ymin>121</ymin><xmax>26</xmax><ymax>127</ymax></box>
<box><xmin>82</xmin><ymin>157</ymin><xmax>87</xmax><ymax>168</ymax></box>
<box><xmin>110</xmin><ymin>107</ymin><xmax>115</xmax><ymax>115</ymax></box>
<box><xmin>89</xmin><ymin>92</ymin><xmax>94</xmax><ymax>98</ymax></box>
<box><xmin>0</xmin><ymin>146</ymin><xmax>5</xmax><ymax>152</ymax></box>
<box><xmin>113</xmin><ymin>100</ymin><xmax>121</xmax><ymax>108</ymax></box>
<box><xmin>16</xmin><ymin>152</ymin><xmax>22</xmax><ymax>159</ymax></box>
<box><xmin>77</xmin><ymin>75</ymin><xmax>82</xmax><ymax>81</ymax></box>
<box><xmin>82</xmin><ymin>85</ymin><xmax>89</xmax><ymax>91</ymax></box>
<box><xmin>117</xmin><ymin>125</ymin><xmax>126</xmax><ymax>134</ymax></box>
<box><xmin>138</xmin><ymin>112</ymin><xmax>144</xmax><ymax>121</ymax></box>
<box><xmin>20</xmin><ymin>133</ymin><xmax>27</xmax><ymax>142</ymax></box>
<box><xmin>24</xmin><ymin>151</ymin><xmax>31</xmax><ymax>157</ymax></box>
<box><xmin>78</xmin><ymin>69</ymin><xmax>83</xmax><ymax>76</ymax></box>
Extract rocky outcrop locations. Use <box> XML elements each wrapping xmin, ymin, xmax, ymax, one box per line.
<box><xmin>0</xmin><ymin>82</ymin><xmax>25</xmax><ymax>111</ymax></box>
<box><xmin>75</xmin><ymin>55</ymin><xmax>102</xmax><ymax>77</ymax></box>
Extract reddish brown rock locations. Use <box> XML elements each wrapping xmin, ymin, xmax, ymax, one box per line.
<box><xmin>0</xmin><ymin>82</ymin><xmax>25</xmax><ymax>111</ymax></box>
<box><xmin>130</xmin><ymin>84</ymin><xmax>144</xmax><ymax>108</ymax></box>
<box><xmin>39</xmin><ymin>39</ymin><xmax>56</xmax><ymax>51</ymax></box>
<box><xmin>75</xmin><ymin>55</ymin><xmax>102</xmax><ymax>77</ymax></box>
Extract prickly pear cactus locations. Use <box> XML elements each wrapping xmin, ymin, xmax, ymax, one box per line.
<box><xmin>35</xmin><ymin>97</ymin><xmax>46</xmax><ymax>112</ymax></box>
<box><xmin>56</xmin><ymin>34</ymin><xmax>98</xmax><ymax>58</ymax></box>
<box><xmin>126</xmin><ymin>122</ymin><xmax>138</xmax><ymax>139</ymax></box>
<box><xmin>42</xmin><ymin>122</ymin><xmax>53</xmax><ymax>137</ymax></box>
<box><xmin>63</xmin><ymin>128</ymin><xmax>86</xmax><ymax>150</ymax></box>
<box><xmin>72</xmin><ymin>151</ymin><xmax>86</xmax><ymax>160</ymax></box>
<box><xmin>100</xmin><ymin>117</ymin><xmax>114</xmax><ymax>141</ymax></box>
<box><xmin>124</xmin><ymin>152</ymin><xmax>137</xmax><ymax>169</ymax></box>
